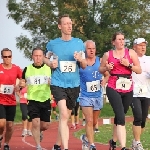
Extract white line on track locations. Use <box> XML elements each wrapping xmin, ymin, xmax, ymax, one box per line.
<box><xmin>22</xmin><ymin>136</ymin><xmax>48</xmax><ymax>150</ymax></box>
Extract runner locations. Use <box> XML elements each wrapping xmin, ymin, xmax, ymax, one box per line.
<box><xmin>131</xmin><ymin>38</ymin><xmax>150</xmax><ymax>150</ymax></box>
<box><xmin>0</xmin><ymin>48</ymin><xmax>22</xmax><ymax>150</ymax></box>
<box><xmin>16</xmin><ymin>86</ymin><xmax>32</xmax><ymax>137</ymax></box>
<box><xmin>79</xmin><ymin>40</ymin><xmax>109</xmax><ymax>150</ymax></box>
<box><xmin>44</xmin><ymin>14</ymin><xmax>87</xmax><ymax>150</ymax></box>
<box><xmin>99</xmin><ymin>32</ymin><xmax>141</xmax><ymax>150</ymax></box>
<box><xmin>20</xmin><ymin>47</ymin><xmax>51</xmax><ymax>150</ymax></box>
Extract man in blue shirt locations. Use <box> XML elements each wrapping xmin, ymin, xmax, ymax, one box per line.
<box><xmin>44</xmin><ymin>14</ymin><xmax>87</xmax><ymax>150</ymax></box>
<box><xmin>79</xmin><ymin>40</ymin><xmax>109</xmax><ymax>150</ymax></box>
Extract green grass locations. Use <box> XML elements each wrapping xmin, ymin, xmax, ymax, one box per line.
<box><xmin>74</xmin><ymin>121</ymin><xmax>150</xmax><ymax>149</ymax></box>
<box><xmin>79</xmin><ymin>103</ymin><xmax>133</xmax><ymax>118</ymax></box>
<box><xmin>14</xmin><ymin>104</ymin><xmax>22</xmax><ymax>123</ymax></box>
<box><xmin>15</xmin><ymin>103</ymin><xmax>133</xmax><ymax>123</ymax></box>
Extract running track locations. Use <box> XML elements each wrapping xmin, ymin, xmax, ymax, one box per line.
<box><xmin>1</xmin><ymin>117</ymin><xmax>133</xmax><ymax>150</ymax></box>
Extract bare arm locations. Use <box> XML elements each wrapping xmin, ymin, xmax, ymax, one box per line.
<box><xmin>99</xmin><ymin>52</ymin><xmax>109</xmax><ymax>74</ymax></box>
<box><xmin>129</xmin><ymin>49</ymin><xmax>142</xmax><ymax>74</ymax></box>
<box><xmin>43</xmin><ymin>57</ymin><xmax>58</xmax><ymax>69</ymax></box>
<box><xmin>43</xmin><ymin>57</ymin><xmax>52</xmax><ymax>67</ymax></box>
<box><xmin>79</xmin><ymin>59</ymin><xmax>87</xmax><ymax>69</ymax></box>
<box><xmin>16</xmin><ymin>91</ymin><xmax>20</xmax><ymax>97</ymax></box>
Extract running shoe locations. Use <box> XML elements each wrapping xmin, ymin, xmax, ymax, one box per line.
<box><xmin>132</xmin><ymin>143</ymin><xmax>144</xmax><ymax>150</ymax></box>
<box><xmin>52</xmin><ymin>144</ymin><xmax>61</xmax><ymax>150</ymax></box>
<box><xmin>80</xmin><ymin>134</ymin><xmax>89</xmax><ymax>150</ymax></box>
<box><xmin>21</xmin><ymin>129</ymin><xmax>27</xmax><ymax>137</ymax></box>
<box><xmin>27</xmin><ymin>130</ymin><xmax>32</xmax><ymax>136</ymax></box>
<box><xmin>4</xmin><ymin>145</ymin><xmax>10</xmax><ymax>150</ymax></box>
<box><xmin>109</xmin><ymin>139</ymin><xmax>116</xmax><ymax>150</ymax></box>
<box><xmin>89</xmin><ymin>145</ymin><xmax>97</xmax><ymax>150</ymax></box>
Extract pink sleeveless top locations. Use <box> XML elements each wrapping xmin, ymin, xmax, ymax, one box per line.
<box><xmin>20</xmin><ymin>87</ymin><xmax>27</xmax><ymax>104</ymax></box>
<box><xmin>107</xmin><ymin>48</ymin><xmax>133</xmax><ymax>93</ymax></box>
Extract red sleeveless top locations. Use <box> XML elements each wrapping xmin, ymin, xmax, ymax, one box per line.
<box><xmin>107</xmin><ymin>48</ymin><xmax>133</xmax><ymax>93</ymax></box>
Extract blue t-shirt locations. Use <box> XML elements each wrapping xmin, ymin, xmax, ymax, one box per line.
<box><xmin>79</xmin><ymin>57</ymin><xmax>103</xmax><ymax>98</ymax></box>
<box><xmin>46</xmin><ymin>37</ymin><xmax>85</xmax><ymax>88</ymax></box>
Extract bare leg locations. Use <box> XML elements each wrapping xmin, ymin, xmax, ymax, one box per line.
<box><xmin>82</xmin><ymin>107</ymin><xmax>94</xmax><ymax>145</ymax></box>
<box><xmin>55</xmin><ymin>100</ymin><xmax>71</xmax><ymax>149</ymax></box>
<box><xmin>4</xmin><ymin>121</ymin><xmax>14</xmax><ymax>144</ymax></box>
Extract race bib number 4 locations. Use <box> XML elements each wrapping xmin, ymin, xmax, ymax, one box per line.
<box><xmin>86</xmin><ymin>80</ymin><xmax>100</xmax><ymax>92</ymax></box>
<box><xmin>0</xmin><ymin>85</ymin><xmax>14</xmax><ymax>95</ymax></box>
<box><xmin>134</xmin><ymin>84</ymin><xmax>147</xmax><ymax>95</ymax></box>
<box><xmin>116</xmin><ymin>78</ymin><xmax>132</xmax><ymax>90</ymax></box>
<box><xmin>27</xmin><ymin>76</ymin><xmax>49</xmax><ymax>85</ymax></box>
<box><xmin>60</xmin><ymin>61</ymin><xmax>76</xmax><ymax>72</ymax></box>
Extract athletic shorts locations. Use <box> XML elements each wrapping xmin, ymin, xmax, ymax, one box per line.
<box><xmin>0</xmin><ymin>104</ymin><xmax>16</xmax><ymax>121</ymax></box>
<box><xmin>79</xmin><ymin>97</ymin><xmax>103</xmax><ymax>110</ymax></box>
<box><xmin>27</xmin><ymin>99</ymin><xmax>51</xmax><ymax>122</ymax></box>
<box><xmin>50</xmin><ymin>85</ymin><xmax>80</xmax><ymax>110</ymax></box>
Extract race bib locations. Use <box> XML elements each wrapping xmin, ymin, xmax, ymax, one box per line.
<box><xmin>86</xmin><ymin>80</ymin><xmax>100</xmax><ymax>92</ymax></box>
<box><xmin>27</xmin><ymin>75</ymin><xmax>49</xmax><ymax>85</ymax></box>
<box><xmin>24</xmin><ymin>93</ymin><xmax>27</xmax><ymax>98</ymax></box>
<box><xmin>116</xmin><ymin>77</ymin><xmax>132</xmax><ymax>90</ymax></box>
<box><xmin>60</xmin><ymin>61</ymin><xmax>76</xmax><ymax>72</ymax></box>
<box><xmin>134</xmin><ymin>84</ymin><xmax>147</xmax><ymax>95</ymax></box>
<box><xmin>0</xmin><ymin>85</ymin><xmax>14</xmax><ymax>95</ymax></box>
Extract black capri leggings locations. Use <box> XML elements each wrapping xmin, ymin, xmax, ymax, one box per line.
<box><xmin>20</xmin><ymin>103</ymin><xmax>32</xmax><ymax>122</ymax></box>
<box><xmin>71</xmin><ymin>102</ymin><xmax>80</xmax><ymax>116</ymax></box>
<box><xmin>131</xmin><ymin>97</ymin><xmax>150</xmax><ymax>128</ymax></box>
<box><xmin>106</xmin><ymin>87</ymin><xmax>133</xmax><ymax>125</ymax></box>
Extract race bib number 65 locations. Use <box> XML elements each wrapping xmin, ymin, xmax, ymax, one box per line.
<box><xmin>60</xmin><ymin>61</ymin><xmax>76</xmax><ymax>72</ymax></box>
<box><xmin>86</xmin><ymin>80</ymin><xmax>100</xmax><ymax>92</ymax></box>
<box><xmin>0</xmin><ymin>85</ymin><xmax>14</xmax><ymax>95</ymax></box>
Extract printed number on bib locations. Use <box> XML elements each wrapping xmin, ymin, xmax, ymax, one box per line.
<box><xmin>27</xmin><ymin>76</ymin><xmax>49</xmax><ymax>85</ymax></box>
<box><xmin>86</xmin><ymin>80</ymin><xmax>100</xmax><ymax>92</ymax></box>
<box><xmin>134</xmin><ymin>84</ymin><xmax>147</xmax><ymax>95</ymax></box>
<box><xmin>0</xmin><ymin>85</ymin><xmax>14</xmax><ymax>95</ymax></box>
<box><xmin>60</xmin><ymin>61</ymin><xmax>76</xmax><ymax>72</ymax></box>
<box><xmin>116</xmin><ymin>78</ymin><xmax>132</xmax><ymax>90</ymax></box>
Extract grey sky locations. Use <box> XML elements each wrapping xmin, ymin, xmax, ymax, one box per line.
<box><xmin>0</xmin><ymin>1</ymin><xmax>32</xmax><ymax>69</ymax></box>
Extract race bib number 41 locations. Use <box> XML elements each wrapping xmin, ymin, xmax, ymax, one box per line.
<box><xmin>27</xmin><ymin>76</ymin><xmax>49</xmax><ymax>85</ymax></box>
<box><xmin>116</xmin><ymin>77</ymin><xmax>132</xmax><ymax>90</ymax></box>
<box><xmin>60</xmin><ymin>61</ymin><xmax>76</xmax><ymax>72</ymax></box>
<box><xmin>0</xmin><ymin>85</ymin><xmax>14</xmax><ymax>95</ymax></box>
<box><xmin>86</xmin><ymin>80</ymin><xmax>100</xmax><ymax>92</ymax></box>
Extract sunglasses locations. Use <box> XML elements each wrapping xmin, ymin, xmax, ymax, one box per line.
<box><xmin>2</xmin><ymin>55</ymin><xmax>12</xmax><ymax>58</ymax></box>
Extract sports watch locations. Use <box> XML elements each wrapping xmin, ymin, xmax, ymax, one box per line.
<box><xmin>128</xmin><ymin>63</ymin><xmax>133</xmax><ymax>69</ymax></box>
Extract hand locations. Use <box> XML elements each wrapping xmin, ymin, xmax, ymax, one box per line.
<box><xmin>19</xmin><ymin>79</ymin><xmax>26</xmax><ymax>87</ymax></box>
<box><xmin>14</xmin><ymin>85</ymin><xmax>20</xmax><ymax>92</ymax></box>
<box><xmin>74</xmin><ymin>51</ymin><xmax>82</xmax><ymax>62</ymax></box>
<box><xmin>120</xmin><ymin>57</ymin><xmax>129</xmax><ymax>67</ymax></box>
<box><xmin>50</xmin><ymin>60</ymin><xmax>58</xmax><ymax>69</ymax></box>
<box><xmin>106</xmin><ymin>61</ymin><xmax>114</xmax><ymax>71</ymax></box>
<box><xmin>48</xmin><ymin>78</ymin><xmax>51</xmax><ymax>85</ymax></box>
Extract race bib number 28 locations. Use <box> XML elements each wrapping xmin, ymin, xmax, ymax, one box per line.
<box><xmin>0</xmin><ymin>85</ymin><xmax>14</xmax><ymax>95</ymax></box>
<box><xmin>60</xmin><ymin>61</ymin><xmax>76</xmax><ymax>72</ymax></box>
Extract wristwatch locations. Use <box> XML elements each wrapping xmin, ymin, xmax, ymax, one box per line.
<box><xmin>128</xmin><ymin>63</ymin><xmax>133</xmax><ymax>69</ymax></box>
